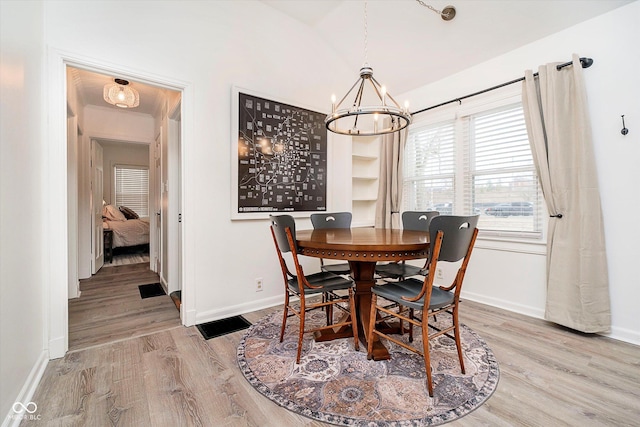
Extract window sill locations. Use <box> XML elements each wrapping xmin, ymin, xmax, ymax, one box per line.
<box><xmin>475</xmin><ymin>234</ymin><xmax>547</xmax><ymax>255</ymax></box>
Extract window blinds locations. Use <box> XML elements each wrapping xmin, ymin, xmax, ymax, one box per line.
<box><xmin>466</xmin><ymin>104</ymin><xmax>541</xmax><ymax>235</ymax></box>
<box><xmin>403</xmin><ymin>120</ymin><xmax>456</xmax><ymax>213</ymax></box>
<box><xmin>404</xmin><ymin>102</ymin><xmax>543</xmax><ymax>237</ymax></box>
<box><xmin>115</xmin><ymin>166</ymin><xmax>149</xmax><ymax>217</ymax></box>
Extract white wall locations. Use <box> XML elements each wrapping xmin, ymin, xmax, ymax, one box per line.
<box><xmin>43</xmin><ymin>2</ymin><xmax>354</xmax><ymax>329</ymax></box>
<box><xmin>83</xmin><ymin>104</ymin><xmax>155</xmax><ymax>145</ymax></box>
<box><xmin>400</xmin><ymin>1</ymin><xmax>640</xmax><ymax>344</ymax></box>
<box><xmin>0</xmin><ymin>0</ymin><xmax>49</xmax><ymax>421</ymax></box>
<box><xmin>3</xmin><ymin>1</ymin><xmax>638</xmax><ymax>420</ymax></box>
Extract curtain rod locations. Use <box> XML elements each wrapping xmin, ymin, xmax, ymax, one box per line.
<box><xmin>411</xmin><ymin>57</ymin><xmax>594</xmax><ymax>116</ymax></box>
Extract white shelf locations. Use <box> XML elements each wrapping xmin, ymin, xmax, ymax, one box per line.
<box><xmin>351</xmin><ymin>136</ymin><xmax>381</xmax><ymax>226</ymax></box>
<box><xmin>352</xmin><ymin>154</ymin><xmax>378</xmax><ymax>161</ymax></box>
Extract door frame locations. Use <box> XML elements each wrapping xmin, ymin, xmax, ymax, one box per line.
<box><xmin>167</xmin><ymin>102</ymin><xmax>182</xmax><ymax>296</ymax></box>
<box><xmin>153</xmin><ymin>131</ymin><xmax>162</xmax><ymax>275</ymax></box>
<box><xmin>90</xmin><ymin>140</ymin><xmax>104</xmax><ymax>275</ymax></box>
<box><xmin>47</xmin><ymin>48</ymin><xmax>194</xmax><ymax>358</ymax></box>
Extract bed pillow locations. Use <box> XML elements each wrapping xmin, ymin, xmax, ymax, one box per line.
<box><xmin>103</xmin><ymin>204</ymin><xmax>127</xmax><ymax>221</ymax></box>
<box><xmin>119</xmin><ymin>206</ymin><xmax>139</xmax><ymax>220</ymax></box>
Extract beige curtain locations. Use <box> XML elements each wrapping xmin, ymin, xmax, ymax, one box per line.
<box><xmin>375</xmin><ymin>120</ymin><xmax>407</xmax><ymax>229</ymax></box>
<box><xmin>522</xmin><ymin>54</ymin><xmax>610</xmax><ymax>333</ymax></box>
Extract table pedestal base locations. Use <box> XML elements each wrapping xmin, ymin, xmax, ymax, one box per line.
<box><xmin>313</xmin><ymin>261</ymin><xmax>404</xmax><ymax>361</ymax></box>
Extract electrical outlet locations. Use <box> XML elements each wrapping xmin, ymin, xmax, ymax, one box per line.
<box><xmin>255</xmin><ymin>278</ymin><xmax>263</xmax><ymax>292</ymax></box>
<box><xmin>436</xmin><ymin>268</ymin><xmax>444</xmax><ymax>280</ymax></box>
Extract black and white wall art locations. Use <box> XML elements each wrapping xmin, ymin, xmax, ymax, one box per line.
<box><xmin>231</xmin><ymin>87</ymin><xmax>328</xmax><ymax>219</ymax></box>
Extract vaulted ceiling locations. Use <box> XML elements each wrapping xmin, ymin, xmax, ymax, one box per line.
<box><xmin>69</xmin><ymin>0</ymin><xmax>632</xmax><ymax>116</ymax></box>
<box><xmin>261</xmin><ymin>0</ymin><xmax>631</xmax><ymax>95</ymax></box>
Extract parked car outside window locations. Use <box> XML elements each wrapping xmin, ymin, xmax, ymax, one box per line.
<box><xmin>429</xmin><ymin>203</ymin><xmax>453</xmax><ymax>215</ymax></box>
<box><xmin>484</xmin><ymin>202</ymin><xmax>533</xmax><ymax>217</ymax></box>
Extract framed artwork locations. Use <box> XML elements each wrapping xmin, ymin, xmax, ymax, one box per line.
<box><xmin>231</xmin><ymin>86</ymin><xmax>328</xmax><ymax>220</ymax></box>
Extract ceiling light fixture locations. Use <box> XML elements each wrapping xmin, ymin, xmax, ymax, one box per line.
<box><xmin>103</xmin><ymin>78</ymin><xmax>140</xmax><ymax>109</ymax></box>
<box><xmin>325</xmin><ymin>1</ymin><xmax>412</xmax><ymax>136</ymax></box>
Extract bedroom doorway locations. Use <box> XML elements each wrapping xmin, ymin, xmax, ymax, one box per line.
<box><xmin>65</xmin><ymin>63</ymin><xmax>184</xmax><ymax>352</ymax></box>
<box><xmin>93</xmin><ymin>139</ymin><xmax>152</xmax><ymax>270</ymax></box>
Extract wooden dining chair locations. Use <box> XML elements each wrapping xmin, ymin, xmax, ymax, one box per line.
<box><xmin>367</xmin><ymin>215</ymin><xmax>479</xmax><ymax>396</ymax></box>
<box><xmin>375</xmin><ymin>210</ymin><xmax>439</xmax><ymax>280</ymax></box>
<box><xmin>270</xmin><ymin>214</ymin><xmax>359</xmax><ymax>363</ymax></box>
<box><xmin>310</xmin><ymin>212</ymin><xmax>352</xmax><ymax>276</ymax></box>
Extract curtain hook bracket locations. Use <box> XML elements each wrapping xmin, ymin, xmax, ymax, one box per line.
<box><xmin>621</xmin><ymin>115</ymin><xmax>629</xmax><ymax>136</ymax></box>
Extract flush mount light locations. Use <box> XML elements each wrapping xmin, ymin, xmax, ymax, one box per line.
<box><xmin>103</xmin><ymin>78</ymin><xmax>140</xmax><ymax>108</ymax></box>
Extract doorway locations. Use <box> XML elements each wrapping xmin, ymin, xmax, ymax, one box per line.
<box><xmin>52</xmin><ymin>56</ymin><xmax>187</xmax><ymax>357</ymax></box>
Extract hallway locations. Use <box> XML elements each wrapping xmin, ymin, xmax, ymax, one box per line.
<box><xmin>69</xmin><ymin>263</ymin><xmax>181</xmax><ymax>352</ymax></box>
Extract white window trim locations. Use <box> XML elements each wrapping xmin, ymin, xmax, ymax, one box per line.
<box><xmin>406</xmin><ymin>85</ymin><xmax>548</xmax><ymax>250</ymax></box>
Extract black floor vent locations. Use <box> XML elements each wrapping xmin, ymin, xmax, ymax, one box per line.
<box><xmin>196</xmin><ymin>316</ymin><xmax>251</xmax><ymax>340</ymax></box>
<box><xmin>138</xmin><ymin>283</ymin><xmax>166</xmax><ymax>299</ymax></box>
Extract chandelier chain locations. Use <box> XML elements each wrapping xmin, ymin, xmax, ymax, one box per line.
<box><xmin>363</xmin><ymin>1</ymin><xmax>368</xmax><ymax>65</ymax></box>
<box><xmin>415</xmin><ymin>0</ymin><xmax>451</xmax><ymax>18</ymax></box>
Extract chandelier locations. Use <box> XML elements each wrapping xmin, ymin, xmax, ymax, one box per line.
<box><xmin>325</xmin><ymin>1</ymin><xmax>456</xmax><ymax>136</ymax></box>
<box><xmin>103</xmin><ymin>78</ymin><xmax>140</xmax><ymax>109</ymax></box>
<box><xmin>325</xmin><ymin>2</ymin><xmax>411</xmax><ymax>136</ymax></box>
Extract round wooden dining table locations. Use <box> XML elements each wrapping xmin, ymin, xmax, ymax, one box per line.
<box><xmin>296</xmin><ymin>227</ymin><xmax>430</xmax><ymax>360</ymax></box>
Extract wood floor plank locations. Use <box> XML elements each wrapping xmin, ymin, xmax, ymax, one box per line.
<box><xmin>104</xmin><ymin>338</ymin><xmax>153</xmax><ymax>426</ymax></box>
<box><xmin>23</xmin><ymin>292</ymin><xmax>640</xmax><ymax>426</ymax></box>
<box><xmin>68</xmin><ymin>263</ymin><xmax>181</xmax><ymax>351</ymax></box>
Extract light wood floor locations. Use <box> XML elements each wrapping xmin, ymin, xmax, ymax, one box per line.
<box><xmin>27</xmin><ymin>299</ymin><xmax>639</xmax><ymax>426</ymax></box>
<box><xmin>69</xmin><ymin>262</ymin><xmax>181</xmax><ymax>352</ymax></box>
<box><xmin>103</xmin><ymin>252</ymin><xmax>151</xmax><ymax>267</ymax></box>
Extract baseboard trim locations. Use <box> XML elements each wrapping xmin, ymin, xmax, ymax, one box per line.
<box><xmin>195</xmin><ymin>295</ymin><xmax>285</xmax><ymax>326</ymax></box>
<box><xmin>605</xmin><ymin>325</ymin><xmax>640</xmax><ymax>346</ymax></box>
<box><xmin>461</xmin><ymin>291</ymin><xmax>545</xmax><ymax>320</ymax></box>
<box><xmin>184</xmin><ymin>308</ymin><xmax>197</xmax><ymax>327</ymax></box>
<box><xmin>462</xmin><ymin>291</ymin><xmax>640</xmax><ymax>346</ymax></box>
<box><xmin>160</xmin><ymin>276</ymin><xmax>169</xmax><ymax>294</ymax></box>
<box><xmin>1</xmin><ymin>351</ymin><xmax>48</xmax><ymax>427</ymax></box>
<box><xmin>48</xmin><ymin>335</ymin><xmax>66</xmax><ymax>360</ymax></box>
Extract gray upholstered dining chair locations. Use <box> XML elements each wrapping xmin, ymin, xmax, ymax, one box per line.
<box><xmin>310</xmin><ymin>212</ymin><xmax>352</xmax><ymax>276</ymax></box>
<box><xmin>270</xmin><ymin>214</ymin><xmax>359</xmax><ymax>363</ymax></box>
<box><xmin>375</xmin><ymin>210</ymin><xmax>439</xmax><ymax>280</ymax></box>
<box><xmin>366</xmin><ymin>215</ymin><xmax>479</xmax><ymax>397</ymax></box>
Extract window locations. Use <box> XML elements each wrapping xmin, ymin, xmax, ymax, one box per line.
<box><xmin>114</xmin><ymin>165</ymin><xmax>149</xmax><ymax>217</ymax></box>
<box><xmin>403</xmin><ymin>99</ymin><xmax>543</xmax><ymax>238</ymax></box>
<box><xmin>403</xmin><ymin>119</ymin><xmax>456</xmax><ymax>214</ymax></box>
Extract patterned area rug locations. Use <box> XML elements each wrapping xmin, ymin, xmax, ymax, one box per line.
<box><xmin>237</xmin><ymin>308</ymin><xmax>499</xmax><ymax>426</ymax></box>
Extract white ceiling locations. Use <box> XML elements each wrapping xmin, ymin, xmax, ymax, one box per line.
<box><xmin>69</xmin><ymin>0</ymin><xmax>633</xmax><ymax>116</ymax></box>
<box><xmin>68</xmin><ymin>67</ymin><xmax>168</xmax><ymax>116</ymax></box>
<box><xmin>261</xmin><ymin>0</ymin><xmax>632</xmax><ymax>95</ymax></box>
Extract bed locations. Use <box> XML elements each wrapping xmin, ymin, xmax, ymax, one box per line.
<box><xmin>102</xmin><ymin>205</ymin><xmax>150</xmax><ymax>249</ymax></box>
